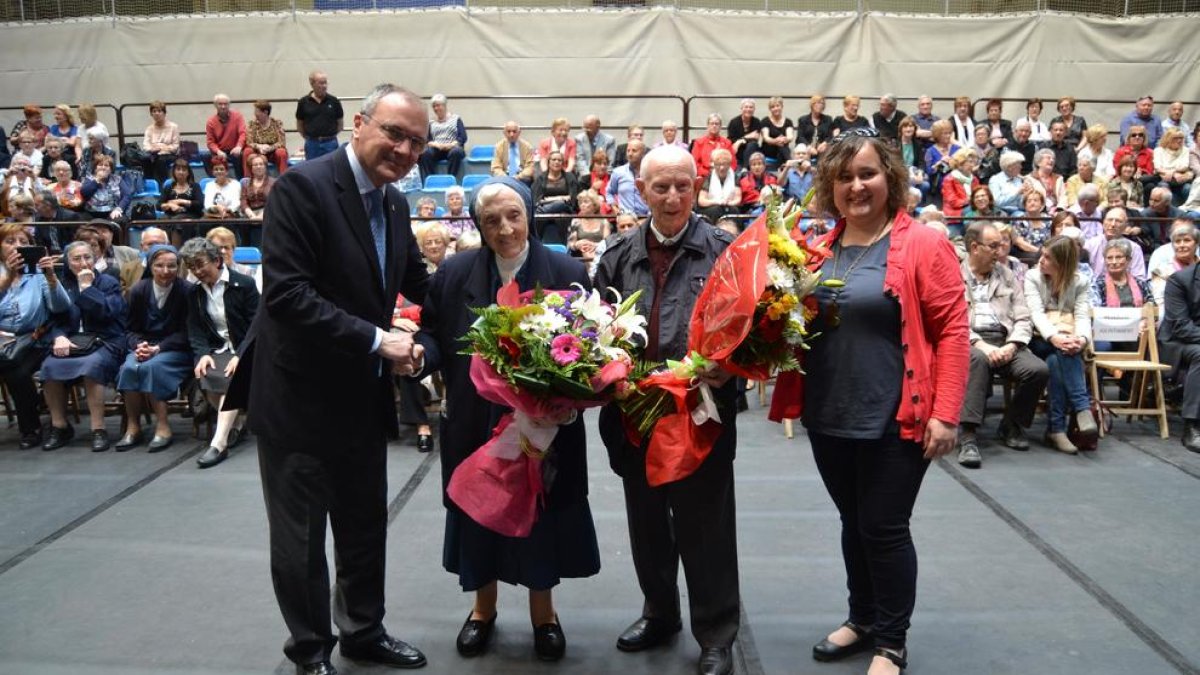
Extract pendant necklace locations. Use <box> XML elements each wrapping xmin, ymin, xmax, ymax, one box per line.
<box><xmin>827</xmin><ymin>219</ymin><xmax>892</xmax><ymax>328</ymax></box>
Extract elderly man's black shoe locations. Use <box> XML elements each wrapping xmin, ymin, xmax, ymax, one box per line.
<box><xmin>341</xmin><ymin>634</ymin><xmax>427</xmax><ymax>668</ymax></box>
<box><xmin>456</xmin><ymin>611</ymin><xmax>496</xmax><ymax>657</ymax></box>
<box><xmin>1183</xmin><ymin>422</ymin><xmax>1200</xmax><ymax>453</ymax></box>
<box><xmin>296</xmin><ymin>661</ymin><xmax>337</xmax><ymax>675</ymax></box>
<box><xmin>698</xmin><ymin>647</ymin><xmax>733</xmax><ymax>675</ymax></box>
<box><xmin>616</xmin><ymin>616</ymin><xmax>682</xmax><ymax>652</ymax></box>
<box><xmin>812</xmin><ymin>621</ymin><xmax>874</xmax><ymax>662</ymax></box>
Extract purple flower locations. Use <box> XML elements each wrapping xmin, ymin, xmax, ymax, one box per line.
<box><xmin>581</xmin><ymin>329</ymin><xmax>598</xmax><ymax>340</ymax></box>
<box><xmin>550</xmin><ymin>334</ymin><xmax>582</xmax><ymax>365</ymax></box>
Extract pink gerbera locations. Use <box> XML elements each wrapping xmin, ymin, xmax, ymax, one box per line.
<box><xmin>550</xmin><ymin>334</ymin><xmax>582</xmax><ymax>365</ymax></box>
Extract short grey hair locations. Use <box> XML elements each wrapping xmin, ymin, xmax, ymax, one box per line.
<box><xmin>1033</xmin><ymin>148</ymin><xmax>1055</xmax><ymax>168</ymax></box>
<box><xmin>179</xmin><ymin>237</ymin><xmax>222</xmax><ymax>267</ymax></box>
<box><xmin>1078</xmin><ymin>184</ymin><xmax>1101</xmax><ymax>203</ymax></box>
<box><xmin>52</xmin><ymin>159</ymin><xmax>72</xmax><ymax>174</ymax></box>
<box><xmin>33</xmin><ymin>185</ymin><xmax>58</xmax><ymax>204</ymax></box>
<box><xmin>1077</xmin><ymin>155</ymin><xmax>1094</xmax><ymax>169</ymax></box>
<box><xmin>881</xmin><ymin>93</ymin><xmax>897</xmax><ymax>105</ymax></box>
<box><xmin>87</xmin><ymin>127</ymin><xmax>109</xmax><ymax>145</ymax></box>
<box><xmin>964</xmin><ymin>221</ymin><xmax>998</xmax><ymax>249</ymax></box>
<box><xmin>444</xmin><ymin>185</ymin><xmax>465</xmax><ymax>201</ymax></box>
<box><xmin>1170</xmin><ymin>220</ymin><xmax>1200</xmax><ymax>242</ymax></box>
<box><xmin>1014</xmin><ymin>119</ymin><xmax>1032</xmax><ymax>131</ymax></box>
<box><xmin>998</xmin><ymin>151</ymin><xmax>1025</xmax><ymax>170</ymax></box>
<box><xmin>141</xmin><ymin>226</ymin><xmax>168</xmax><ymax>244</ymax></box>
<box><xmin>360</xmin><ymin>83</ymin><xmax>422</xmax><ymax>116</ymax></box>
<box><xmin>415</xmin><ymin>196</ymin><xmax>437</xmax><ymax>211</ymax></box>
<box><xmin>707</xmin><ymin>113</ymin><xmax>723</xmax><ymax>125</ymax></box>
<box><xmin>1103</xmin><ymin>238</ymin><xmax>1133</xmax><ymax>260</ymax></box>
<box><xmin>430</xmin><ymin>93</ymin><xmax>447</xmax><ymax>107</ymax></box>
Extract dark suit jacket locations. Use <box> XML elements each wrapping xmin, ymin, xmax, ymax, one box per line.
<box><xmin>1160</xmin><ymin>263</ymin><xmax>1200</xmax><ymax>370</ymax></box>
<box><xmin>185</xmin><ymin>267</ymin><xmax>258</xmax><ymax>363</ymax></box>
<box><xmin>414</xmin><ymin>242</ymin><xmax>591</xmax><ymax>510</ymax></box>
<box><xmin>126</xmin><ymin>276</ymin><xmax>192</xmax><ymax>352</ymax></box>
<box><xmin>232</xmin><ymin>146</ymin><xmax>429</xmax><ymax>449</ymax></box>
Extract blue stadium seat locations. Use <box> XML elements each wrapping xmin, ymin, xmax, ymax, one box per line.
<box><xmin>233</xmin><ymin>246</ymin><xmax>262</xmax><ymax>265</ymax></box>
<box><xmin>423</xmin><ymin>175</ymin><xmax>457</xmax><ymax>192</ymax></box>
<box><xmin>462</xmin><ymin>174</ymin><xmax>488</xmax><ymax>192</ymax></box>
<box><xmin>466</xmin><ymin>145</ymin><xmax>495</xmax><ymax>163</ymax></box>
<box><xmin>200</xmin><ymin>178</ymin><xmax>213</xmax><ymax>192</ymax></box>
<box><xmin>134</xmin><ymin>179</ymin><xmax>160</xmax><ymax>199</ymax></box>
<box><xmin>544</xmin><ymin>243</ymin><xmax>569</xmax><ymax>254</ymax></box>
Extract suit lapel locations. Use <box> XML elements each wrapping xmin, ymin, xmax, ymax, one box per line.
<box><xmin>333</xmin><ymin>149</ymin><xmax>385</xmax><ymax>300</ymax></box>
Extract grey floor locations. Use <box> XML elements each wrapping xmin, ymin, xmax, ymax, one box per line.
<box><xmin>1</xmin><ymin>392</ymin><xmax>1198</xmax><ymax>675</ymax></box>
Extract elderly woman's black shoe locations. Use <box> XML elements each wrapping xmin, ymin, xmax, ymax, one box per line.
<box><xmin>533</xmin><ymin>615</ymin><xmax>565</xmax><ymax>661</ymax></box>
<box><xmin>812</xmin><ymin>620</ymin><xmax>874</xmax><ymax>662</ymax></box>
<box><xmin>873</xmin><ymin>645</ymin><xmax>908</xmax><ymax>671</ymax></box>
<box><xmin>417</xmin><ymin>433</ymin><xmax>433</xmax><ymax>453</ymax></box>
<box><xmin>456</xmin><ymin>611</ymin><xmax>496</xmax><ymax>657</ymax></box>
<box><xmin>19</xmin><ymin>428</ymin><xmax>43</xmax><ymax>450</ymax></box>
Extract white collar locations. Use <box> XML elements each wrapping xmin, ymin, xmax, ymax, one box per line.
<box><xmin>345</xmin><ymin>144</ymin><xmax>379</xmax><ymax>196</ymax></box>
<box><xmin>649</xmin><ymin>218</ymin><xmax>689</xmax><ymax>246</ymax></box>
<box><xmin>496</xmin><ymin>243</ymin><xmax>530</xmax><ymax>285</ymax></box>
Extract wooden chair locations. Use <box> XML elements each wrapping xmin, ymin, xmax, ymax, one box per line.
<box><xmin>755</xmin><ymin>377</ymin><xmax>794</xmax><ymax>439</ymax></box>
<box><xmin>1087</xmin><ymin>304</ymin><xmax>1172</xmax><ymax>439</ymax></box>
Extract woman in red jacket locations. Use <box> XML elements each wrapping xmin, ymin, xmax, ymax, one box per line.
<box><xmin>794</xmin><ymin>128</ymin><xmax>969</xmax><ymax>674</ymax></box>
<box><xmin>738</xmin><ymin>151</ymin><xmax>779</xmax><ymax>216</ymax></box>
<box><xmin>940</xmin><ymin>147</ymin><xmax>981</xmax><ymax>237</ymax></box>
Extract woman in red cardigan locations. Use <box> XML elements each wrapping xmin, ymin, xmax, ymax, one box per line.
<box><xmin>789</xmin><ymin>128</ymin><xmax>969</xmax><ymax>675</ymax></box>
<box><xmin>940</xmin><ymin>147</ymin><xmax>981</xmax><ymax>236</ymax></box>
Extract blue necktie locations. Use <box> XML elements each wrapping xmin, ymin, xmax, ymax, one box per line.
<box><xmin>367</xmin><ymin>189</ymin><xmax>386</xmax><ymax>286</ymax></box>
<box><xmin>508</xmin><ymin>143</ymin><xmax>520</xmax><ymax>176</ymax></box>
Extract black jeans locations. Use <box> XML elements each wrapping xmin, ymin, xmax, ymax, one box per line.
<box><xmin>0</xmin><ymin>346</ymin><xmax>48</xmax><ymax>435</ymax></box>
<box><xmin>810</xmin><ymin>431</ymin><xmax>930</xmax><ymax>650</ymax></box>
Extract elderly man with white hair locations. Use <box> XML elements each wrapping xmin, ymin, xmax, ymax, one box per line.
<box><xmin>1065</xmin><ymin>156</ymin><xmax>1109</xmax><ymax>210</ymax></box>
<box><xmin>573</xmin><ymin>114</ymin><xmax>616</xmax><ymax>177</ymax></box>
<box><xmin>872</xmin><ymin>94</ymin><xmax>908</xmax><ymax>141</ymax></box>
<box><xmin>205</xmin><ymin>93</ymin><xmax>246</xmax><ymax>178</ymax></box>
<box><xmin>988</xmin><ymin>150</ymin><xmax>1028</xmax><ymax>214</ymax></box>
<box><xmin>1068</xmin><ymin>184</ymin><xmax>1105</xmax><ymax>239</ymax></box>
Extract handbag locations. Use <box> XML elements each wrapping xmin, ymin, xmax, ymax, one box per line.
<box><xmin>0</xmin><ymin>332</ymin><xmax>36</xmax><ymax>368</ymax></box>
<box><xmin>1067</xmin><ymin>398</ymin><xmax>1112</xmax><ymax>452</ymax></box>
<box><xmin>67</xmin><ymin>332</ymin><xmax>103</xmax><ymax>356</ymax></box>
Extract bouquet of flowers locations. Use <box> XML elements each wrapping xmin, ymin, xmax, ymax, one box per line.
<box><xmin>619</xmin><ymin>194</ymin><xmax>830</xmax><ymax>487</ymax></box>
<box><xmin>447</xmin><ymin>281</ymin><xmax>647</xmax><ymax>537</ymax></box>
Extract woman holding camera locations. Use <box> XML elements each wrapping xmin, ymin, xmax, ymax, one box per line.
<box><xmin>40</xmin><ymin>241</ymin><xmax>128</xmax><ymax>452</ymax></box>
<box><xmin>0</xmin><ymin>223</ymin><xmax>71</xmax><ymax>448</ymax></box>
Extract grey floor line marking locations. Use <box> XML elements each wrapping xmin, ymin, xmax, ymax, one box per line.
<box><xmin>273</xmin><ymin>447</ymin><xmax>438</xmax><ymax>673</ymax></box>
<box><xmin>937</xmin><ymin>458</ymin><xmax>1200</xmax><ymax>675</ymax></box>
<box><xmin>1113</xmin><ymin>430</ymin><xmax>1200</xmax><ymax>480</ymax></box>
<box><xmin>735</xmin><ymin>601</ymin><xmax>766</xmax><ymax>675</ymax></box>
<box><xmin>0</xmin><ymin>442</ymin><xmax>206</xmax><ymax>576</ymax></box>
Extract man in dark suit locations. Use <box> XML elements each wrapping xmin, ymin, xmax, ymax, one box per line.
<box><xmin>231</xmin><ymin>83</ymin><xmax>431</xmax><ymax>675</ymax></box>
<box><xmin>1159</xmin><ymin>254</ymin><xmax>1200</xmax><ymax>453</ymax></box>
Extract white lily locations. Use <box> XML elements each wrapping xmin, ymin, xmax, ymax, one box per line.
<box><xmin>518</xmin><ymin>307</ymin><xmax>569</xmax><ymax>337</ymax></box>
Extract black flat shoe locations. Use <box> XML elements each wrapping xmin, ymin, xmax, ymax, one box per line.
<box><xmin>417</xmin><ymin>433</ymin><xmax>433</xmax><ymax>453</ymax></box>
<box><xmin>456</xmin><ymin>611</ymin><xmax>496</xmax><ymax>657</ymax></box>
<box><xmin>616</xmin><ymin>615</ymin><xmax>682</xmax><ymax>652</ymax></box>
<box><xmin>19</xmin><ymin>428</ymin><xmax>43</xmax><ymax>450</ymax></box>
<box><xmin>91</xmin><ymin>429</ymin><xmax>111</xmax><ymax>452</ymax></box>
<box><xmin>533</xmin><ymin>615</ymin><xmax>565</xmax><ymax>661</ymax></box>
<box><xmin>226</xmin><ymin>426</ymin><xmax>247</xmax><ymax>449</ymax></box>
<box><xmin>196</xmin><ymin>445</ymin><xmax>228</xmax><ymax>469</ymax></box>
<box><xmin>114</xmin><ymin>431</ymin><xmax>144</xmax><ymax>451</ymax></box>
<box><xmin>42</xmin><ymin>424</ymin><xmax>74</xmax><ymax>451</ymax></box>
<box><xmin>812</xmin><ymin>620</ymin><xmax>874</xmax><ymax>662</ymax></box>
<box><xmin>147</xmin><ymin>435</ymin><xmax>174</xmax><ymax>453</ymax></box>
<box><xmin>874</xmin><ymin>645</ymin><xmax>908</xmax><ymax>671</ymax></box>
<box><xmin>341</xmin><ymin>633</ymin><xmax>426</xmax><ymax>669</ymax></box>
<box><xmin>698</xmin><ymin>646</ymin><xmax>733</xmax><ymax>675</ymax></box>
<box><xmin>296</xmin><ymin>661</ymin><xmax>337</xmax><ymax>675</ymax></box>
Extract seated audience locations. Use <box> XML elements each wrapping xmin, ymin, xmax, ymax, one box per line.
<box><xmin>963</xmin><ymin>185</ymin><xmax>1001</xmax><ymax>222</ymax></box>
<box><xmin>582</xmin><ymin>149</ymin><xmax>612</xmax><ymax>204</ymax></box>
<box><xmin>1162</xmin><ymin>101</ymin><xmax>1194</xmax><ymax>150</ymax></box>
<box><xmin>1025</xmin><ymin>235</ymin><xmax>1096</xmax><ymax>454</ymax></box>
<box><xmin>957</xmin><ymin>222</ymin><xmax>1049</xmax><ymax>468</ymax></box>
<box><xmin>204</xmin><ymin>226</ymin><xmax>258</xmax><ymax>286</ymax></box>
<box><xmin>1016</xmin><ymin>97</ymin><xmax>1050</xmax><ymax>143</ymax></box>
<box><xmin>1068</xmin><ymin>184</ymin><xmax>1105</xmax><ymax>238</ymax></box>
<box><xmin>391</xmin><ymin>290</ymin><xmax>433</xmax><ymax>451</ymax></box>
<box><xmin>0</xmin><ymin>222</ymin><xmax>70</xmax><ymax>447</ymax></box>
<box><xmin>180</xmin><ymin>237</ymin><xmax>258</xmax><ymax>469</ymax></box>
<box><xmin>1012</xmin><ymin>189</ymin><xmax>1051</xmax><ymax>266</ymax></box>
<box><xmin>12</xmin><ymin>133</ymin><xmax>43</xmax><ymax>179</ymax></box>
<box><xmin>414</xmin><ymin>221</ymin><xmax>450</xmax><ymax>274</ymax></box>
<box><xmin>419</xmin><ymin>93</ymin><xmax>467</xmax><ymax>179</ymax></box>
<box><xmin>203</xmin><ymin>157</ymin><xmax>241</xmax><ymax>220</ymax></box>
<box><xmin>605</xmin><ymin>140</ymin><xmax>647</xmax><ymax>217</ymax></box>
<box><xmin>1065</xmin><ymin>156</ymin><xmax>1109</xmax><ymax>209</ymax></box>
<box><xmin>442</xmin><ymin>186</ymin><xmax>476</xmax><ymax>246</ymax></box>
<box><xmin>158</xmin><ymin>158</ymin><xmax>204</xmax><ymax>246</ymax></box>
<box><xmin>1009</xmin><ymin>119</ymin><xmax>1038</xmax><ymax>173</ymax></box>
<box><xmin>239</xmin><ymin>154</ymin><xmax>275</xmax><ymax>220</ymax></box>
<box><xmin>1077</xmin><ymin>124</ymin><xmax>1115</xmax><ymax>181</ymax></box>
<box><xmin>142</xmin><ymin>100</ymin><xmax>180</xmax><ymax>184</ymax></box>
<box><xmin>981</xmin><ymin>98</ymin><xmax>1013</xmax><ymax>151</ymax></box>
<box><xmin>692</xmin><ymin>113</ymin><xmax>736</xmax><ymax>180</ymax></box>
<box><xmin>40</xmin><ymin>240</ymin><xmax>128</xmax><ymax>452</ymax></box>
<box><xmin>78</xmin><ymin>128</ymin><xmax>116</xmax><ymax>177</ymax></box>
<box><xmin>8</xmin><ymin>105</ymin><xmax>48</xmax><ymax>151</ymax></box>
<box><xmin>537</xmin><ymin>117</ymin><xmax>576</xmax><ymax>175</ymax></box>
<box><xmin>1142</xmin><ymin>187</ymin><xmax>1186</xmax><ymax>246</ymax></box>
<box><xmin>531</xmin><ymin>150</ymin><xmax>578</xmax><ymax>243</ymax></box>
<box><xmin>1154</xmin><ymin>128</ymin><xmax>1194</xmax><ymax>205</ymax></box>
<box><xmin>990</xmin><ymin>151</ymin><xmax>1028</xmax><ymax>214</ymax></box>
<box><xmin>39</xmin><ymin>137</ymin><xmax>75</xmax><ymax>183</ymax></box>
<box><xmin>759</xmin><ymin>96</ymin><xmax>795</xmax><ymax>163</ymax></box>
<box><xmin>924</xmin><ymin>119</ymin><xmax>961</xmax><ymax>203</ymax></box>
<box><xmin>205</xmin><ymin>94</ymin><xmax>246</xmax><ymax>180</ymax></box>
<box><xmin>779</xmin><ymin>144</ymin><xmax>814</xmax><ymax>203</ymax></box>
<box><xmin>32</xmin><ymin>186</ymin><xmax>83</xmax><ymax>249</ymax></box>
<box><xmin>1119</xmin><ymin>96</ymin><xmax>1161</xmax><ymax>148</ymax></box>
<box><xmin>739</xmin><ymin>152</ymin><xmax>778</xmax><ymax>215</ymax></box>
<box><xmin>728</xmin><ymin>98</ymin><xmax>762</xmax><ymax>167</ymax></box>
<box><xmin>871</xmin><ymin>93</ymin><xmax>906</xmax><ymax>141</ymax></box>
<box><xmin>490</xmin><ymin>121</ymin><xmax>534</xmax><ymax>183</ymax></box>
<box><xmin>3</xmin><ymin>155</ymin><xmax>39</xmax><ymax>218</ymax></box>
<box><xmin>612</xmin><ymin>125</ymin><xmax>644</xmax><ymax>167</ymax></box>
<box><xmin>1113</xmin><ymin>125</ymin><xmax>1158</xmax><ymax>195</ymax></box>
<box><xmin>80</xmin><ymin>155</ymin><xmax>131</xmax><ymax>222</ymax></box>
<box><xmin>243</xmin><ymin>99</ymin><xmax>289</xmax><ymax>177</ymax></box>
<box><xmin>567</xmin><ymin>190</ymin><xmax>609</xmax><ymax>260</ymax></box>
<box><xmin>1084</xmin><ymin>205</ymin><xmax>1147</xmax><ymax>287</ymax></box>
<box><xmin>656</xmin><ymin>120</ymin><xmax>689</xmax><ymax>151</ymax></box>
<box><xmin>573</xmin><ymin>114</ymin><xmax>616</xmax><ymax>177</ymax></box>
<box><xmin>115</xmin><ymin>244</ymin><xmax>192</xmax><ymax>451</ymax></box>
<box><xmin>1148</xmin><ymin>220</ymin><xmax>1200</xmax><ymax>307</ymax></box>
<box><xmin>795</xmin><ymin>95</ymin><xmax>833</xmax><ymax>160</ymax></box>
<box><xmin>941</xmin><ymin>148</ymin><xmax>980</xmax><ymax>233</ymax></box>
<box><xmin>1039</xmin><ymin>120</ymin><xmax>1077</xmax><ymax>179</ymax></box>
<box><xmin>413</xmin><ymin>196</ymin><xmax>438</xmax><ymax>221</ymax></box>
<box><xmin>896</xmin><ymin>118</ymin><xmax>929</xmax><ymax>198</ymax></box>
<box><xmin>697</xmin><ymin>148</ymin><xmax>740</xmax><ymax>224</ymax></box>
<box><xmin>1028</xmin><ymin>147</ymin><xmax>1068</xmax><ymax>214</ymax></box>
<box><xmin>1111</xmin><ymin>156</ymin><xmax>1146</xmax><ymax>208</ymax></box>
<box><xmin>1050</xmin><ymin>96</ymin><xmax>1088</xmax><ymax>150</ymax></box>
<box><xmin>950</xmin><ymin>95</ymin><xmax>977</xmax><ymax>146</ymax></box>
<box><xmin>78</xmin><ymin>104</ymin><xmax>108</xmax><ymax>147</ymax></box>
<box><xmin>995</xmin><ymin>221</ymin><xmax>1029</xmax><ymax>285</ymax></box>
<box><xmin>1158</xmin><ymin>251</ymin><xmax>1200</xmax><ymax>452</ymax></box>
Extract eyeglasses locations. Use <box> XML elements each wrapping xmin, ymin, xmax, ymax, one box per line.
<box><xmin>1129</xmin><ymin>133</ymin><xmax>1145</xmax><ymax>138</ymax></box>
<box><xmin>362</xmin><ymin>113</ymin><xmax>427</xmax><ymax>152</ymax></box>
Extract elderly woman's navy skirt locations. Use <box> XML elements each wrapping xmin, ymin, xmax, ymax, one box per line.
<box><xmin>116</xmin><ymin>350</ymin><xmax>191</xmax><ymax>401</ymax></box>
<box><xmin>40</xmin><ymin>341</ymin><xmax>124</xmax><ymax>384</ymax></box>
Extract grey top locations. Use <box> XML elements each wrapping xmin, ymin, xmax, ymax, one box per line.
<box><xmin>803</xmin><ymin>234</ymin><xmax>903</xmax><ymax>439</ymax></box>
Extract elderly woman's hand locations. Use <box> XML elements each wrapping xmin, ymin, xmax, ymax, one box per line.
<box><xmin>923</xmin><ymin>418</ymin><xmax>957</xmax><ymax>459</ymax></box>
<box><xmin>38</xmin><ymin>255</ymin><xmax>59</xmax><ymax>285</ymax></box>
<box><xmin>52</xmin><ymin>335</ymin><xmax>72</xmax><ymax>358</ymax></box>
<box><xmin>3</xmin><ymin>249</ymin><xmax>22</xmax><ymax>276</ymax></box>
<box><xmin>76</xmin><ymin>268</ymin><xmax>95</xmax><ymax>290</ymax></box>
<box><xmin>194</xmin><ymin>354</ymin><xmax>215</xmax><ymax>379</ymax></box>
<box><xmin>223</xmin><ymin>355</ymin><xmax>240</xmax><ymax>378</ymax></box>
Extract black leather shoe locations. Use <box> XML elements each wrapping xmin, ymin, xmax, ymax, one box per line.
<box><xmin>698</xmin><ymin>646</ymin><xmax>733</xmax><ymax>675</ymax></box>
<box><xmin>616</xmin><ymin>616</ymin><xmax>682</xmax><ymax>652</ymax></box>
<box><xmin>296</xmin><ymin>661</ymin><xmax>337</xmax><ymax>675</ymax></box>
<box><xmin>812</xmin><ymin>620</ymin><xmax>874</xmax><ymax>662</ymax></box>
<box><xmin>147</xmin><ymin>435</ymin><xmax>174</xmax><ymax>453</ymax></box>
<box><xmin>91</xmin><ymin>429</ymin><xmax>111</xmax><ymax>452</ymax></box>
<box><xmin>42</xmin><ymin>424</ymin><xmax>74</xmax><ymax>451</ymax></box>
<box><xmin>1183</xmin><ymin>422</ymin><xmax>1200</xmax><ymax>453</ymax></box>
<box><xmin>533</xmin><ymin>616</ymin><xmax>565</xmax><ymax>661</ymax></box>
<box><xmin>417</xmin><ymin>433</ymin><xmax>433</xmax><ymax>453</ymax></box>
<box><xmin>114</xmin><ymin>431</ymin><xmax>144</xmax><ymax>451</ymax></box>
<box><xmin>19</xmin><ymin>428</ymin><xmax>43</xmax><ymax>450</ymax></box>
<box><xmin>226</xmin><ymin>426</ymin><xmax>247</xmax><ymax>449</ymax></box>
<box><xmin>196</xmin><ymin>445</ymin><xmax>228</xmax><ymax>469</ymax></box>
<box><xmin>341</xmin><ymin>634</ymin><xmax>427</xmax><ymax>669</ymax></box>
<box><xmin>874</xmin><ymin>645</ymin><xmax>908</xmax><ymax>671</ymax></box>
<box><xmin>456</xmin><ymin>611</ymin><xmax>496</xmax><ymax>657</ymax></box>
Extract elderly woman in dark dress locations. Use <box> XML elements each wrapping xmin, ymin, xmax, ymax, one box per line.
<box><xmin>786</xmin><ymin>129</ymin><xmax>968</xmax><ymax>674</ymax></box>
<box><xmin>0</xmin><ymin>223</ymin><xmax>71</xmax><ymax>448</ymax></box>
<box><xmin>414</xmin><ymin>176</ymin><xmax>599</xmax><ymax>662</ymax></box>
<box><xmin>114</xmin><ymin>245</ymin><xmax>193</xmax><ymax>451</ymax></box>
<box><xmin>40</xmin><ymin>240</ymin><xmax>128</xmax><ymax>452</ymax></box>
<box><xmin>180</xmin><ymin>237</ymin><xmax>259</xmax><ymax>469</ymax></box>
